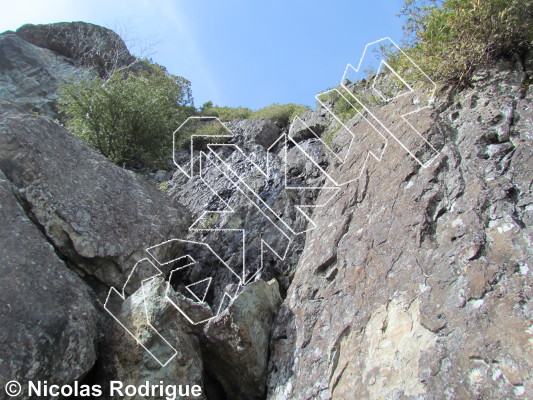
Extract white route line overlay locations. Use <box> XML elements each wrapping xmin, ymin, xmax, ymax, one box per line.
<box><xmin>103</xmin><ymin>37</ymin><xmax>442</xmax><ymax>366</ymax></box>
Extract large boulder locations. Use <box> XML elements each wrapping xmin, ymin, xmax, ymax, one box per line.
<box><xmin>267</xmin><ymin>60</ymin><xmax>532</xmax><ymax>399</ymax></box>
<box><xmin>288</xmin><ymin>108</ymin><xmax>329</xmax><ymax>143</ymax></box>
<box><xmin>285</xmin><ymin>138</ymin><xmax>329</xmax><ymax>187</ymax></box>
<box><xmin>15</xmin><ymin>22</ymin><xmax>136</xmax><ymax>78</ymax></box>
<box><xmin>203</xmin><ymin>279</ymin><xmax>282</xmax><ymax>400</ymax></box>
<box><xmin>96</xmin><ymin>277</ymin><xmax>210</xmax><ymax>400</ymax></box>
<box><xmin>0</xmin><ymin>32</ymin><xmax>95</xmax><ymax>117</ymax></box>
<box><xmin>225</xmin><ymin>118</ymin><xmax>281</xmax><ymax>150</ymax></box>
<box><xmin>0</xmin><ymin>169</ymin><xmax>99</xmax><ymax>398</ymax></box>
<box><xmin>0</xmin><ymin>101</ymin><xmax>190</xmax><ymax>293</ymax></box>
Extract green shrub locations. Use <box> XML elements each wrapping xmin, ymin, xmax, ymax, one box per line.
<box><xmin>59</xmin><ymin>60</ymin><xmax>195</xmax><ymax>168</ymax></box>
<box><xmin>397</xmin><ymin>0</ymin><xmax>533</xmax><ymax>84</ymax></box>
<box><xmin>332</xmin><ymin>95</ymin><xmax>359</xmax><ymax>121</ymax></box>
<box><xmin>174</xmin><ymin>119</ymin><xmax>231</xmax><ymax>150</ymax></box>
<box><xmin>315</xmin><ymin>90</ymin><xmax>338</xmax><ymax>107</ymax></box>
<box><xmin>322</xmin><ymin>122</ymin><xmax>340</xmax><ymax>149</ymax></box>
<box><xmin>199</xmin><ymin>101</ymin><xmax>309</xmax><ymax>125</ymax></box>
<box><xmin>250</xmin><ymin>103</ymin><xmax>309</xmax><ymax>125</ymax></box>
<box><xmin>200</xmin><ymin>213</ymin><xmax>220</xmax><ymax>229</ymax></box>
<box><xmin>158</xmin><ymin>181</ymin><xmax>170</xmax><ymax>192</ymax></box>
<box><xmin>317</xmin><ymin>85</ymin><xmax>382</xmax><ymax>123</ymax></box>
<box><xmin>199</xmin><ymin>101</ymin><xmax>253</xmax><ymax>121</ymax></box>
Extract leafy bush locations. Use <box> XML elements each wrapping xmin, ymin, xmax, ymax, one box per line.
<box><xmin>397</xmin><ymin>0</ymin><xmax>533</xmax><ymax>84</ymax></box>
<box><xmin>333</xmin><ymin>94</ymin><xmax>360</xmax><ymax>120</ymax></box>
<box><xmin>158</xmin><ymin>181</ymin><xmax>170</xmax><ymax>192</ymax></box>
<box><xmin>173</xmin><ymin>119</ymin><xmax>231</xmax><ymax>150</ymax></box>
<box><xmin>194</xmin><ymin>122</ymin><xmax>230</xmax><ymax>137</ymax></box>
<box><xmin>199</xmin><ymin>101</ymin><xmax>252</xmax><ymax>121</ymax></box>
<box><xmin>199</xmin><ymin>101</ymin><xmax>309</xmax><ymax>125</ymax></box>
<box><xmin>317</xmin><ymin>84</ymin><xmax>382</xmax><ymax>122</ymax></box>
<box><xmin>250</xmin><ymin>103</ymin><xmax>309</xmax><ymax>125</ymax></box>
<box><xmin>59</xmin><ymin>61</ymin><xmax>194</xmax><ymax>168</ymax></box>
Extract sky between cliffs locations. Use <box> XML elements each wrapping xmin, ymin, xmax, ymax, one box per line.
<box><xmin>1</xmin><ymin>0</ymin><xmax>405</xmax><ymax>109</ymax></box>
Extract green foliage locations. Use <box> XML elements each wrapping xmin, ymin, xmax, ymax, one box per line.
<box><xmin>322</xmin><ymin>123</ymin><xmax>339</xmax><ymax>149</ymax></box>
<box><xmin>158</xmin><ymin>181</ymin><xmax>170</xmax><ymax>192</ymax></box>
<box><xmin>194</xmin><ymin>122</ymin><xmax>229</xmax><ymax>137</ymax></box>
<box><xmin>316</xmin><ymin>85</ymin><xmax>382</xmax><ymax>138</ymax></box>
<box><xmin>332</xmin><ymin>95</ymin><xmax>360</xmax><ymax>121</ymax></box>
<box><xmin>397</xmin><ymin>0</ymin><xmax>533</xmax><ymax>84</ymax></box>
<box><xmin>198</xmin><ymin>101</ymin><xmax>309</xmax><ymax>126</ymax></box>
<box><xmin>200</xmin><ymin>213</ymin><xmax>220</xmax><ymax>229</ymax></box>
<box><xmin>250</xmin><ymin>103</ymin><xmax>309</xmax><ymax>125</ymax></box>
<box><xmin>200</xmin><ymin>102</ymin><xmax>252</xmax><ymax>121</ymax></box>
<box><xmin>59</xmin><ymin>60</ymin><xmax>194</xmax><ymax>168</ymax></box>
<box><xmin>174</xmin><ymin>119</ymin><xmax>230</xmax><ymax>150</ymax></box>
<box><xmin>315</xmin><ymin>90</ymin><xmax>337</xmax><ymax>106</ymax></box>
<box><xmin>316</xmin><ymin>90</ymin><xmax>357</xmax><ymax>148</ymax></box>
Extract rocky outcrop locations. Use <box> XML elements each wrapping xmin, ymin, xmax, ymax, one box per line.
<box><xmin>0</xmin><ymin>32</ymin><xmax>95</xmax><ymax>117</ymax></box>
<box><xmin>225</xmin><ymin>118</ymin><xmax>282</xmax><ymax>150</ymax></box>
<box><xmin>168</xmin><ymin>117</ymin><xmax>329</xmax><ymax>300</ymax></box>
<box><xmin>267</xmin><ymin>58</ymin><xmax>532</xmax><ymax>399</ymax></box>
<box><xmin>0</xmin><ymin>169</ymin><xmax>99</xmax><ymax>398</ymax></box>
<box><xmin>289</xmin><ymin>108</ymin><xmax>329</xmax><ymax>143</ymax></box>
<box><xmin>96</xmin><ymin>277</ymin><xmax>209</xmax><ymax>400</ymax></box>
<box><xmin>285</xmin><ymin>138</ymin><xmax>329</xmax><ymax>188</ymax></box>
<box><xmin>0</xmin><ymin>21</ymin><xmax>137</xmax><ymax>118</ymax></box>
<box><xmin>202</xmin><ymin>279</ymin><xmax>282</xmax><ymax>400</ymax></box>
<box><xmin>15</xmin><ymin>22</ymin><xmax>136</xmax><ymax>79</ymax></box>
<box><xmin>1</xmin><ymin>19</ymin><xmax>531</xmax><ymax>400</ymax></box>
<box><xmin>0</xmin><ymin>101</ymin><xmax>190</xmax><ymax>293</ymax></box>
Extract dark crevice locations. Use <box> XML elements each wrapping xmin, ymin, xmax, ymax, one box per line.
<box><xmin>419</xmin><ymin>190</ymin><xmax>445</xmax><ymax>242</ymax></box>
<box><xmin>315</xmin><ymin>254</ymin><xmax>337</xmax><ymax>275</ymax></box>
<box><xmin>434</xmin><ymin>206</ymin><xmax>448</xmax><ymax>222</ymax></box>
<box><xmin>59</xmin><ymin>358</ymin><xmax>105</xmax><ymax>400</ymax></box>
<box><xmin>466</xmin><ymin>241</ymin><xmax>486</xmax><ymax>261</ymax></box>
<box><xmin>403</xmin><ymin>170</ymin><xmax>418</xmax><ymax>185</ymax></box>
<box><xmin>8</xmin><ymin>181</ymin><xmax>70</xmax><ymax>265</ymax></box>
<box><xmin>328</xmin><ymin>326</ymin><xmax>351</xmax><ymax>393</ymax></box>
<box><xmin>202</xmin><ymin>368</ymin><xmax>228</xmax><ymax>400</ymax></box>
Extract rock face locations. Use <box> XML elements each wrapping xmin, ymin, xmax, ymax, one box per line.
<box><xmin>0</xmin><ymin>169</ymin><xmax>99</xmax><ymax>397</ymax></box>
<box><xmin>225</xmin><ymin>118</ymin><xmax>282</xmax><ymax>150</ymax></box>
<box><xmin>0</xmin><ymin>101</ymin><xmax>190</xmax><ymax>292</ymax></box>
<box><xmin>267</xmin><ymin>59</ymin><xmax>532</xmax><ymax>399</ymax></box>
<box><xmin>0</xmin><ymin>21</ymin><xmax>136</xmax><ymax>118</ymax></box>
<box><xmin>15</xmin><ymin>22</ymin><xmax>136</xmax><ymax>79</ymax></box>
<box><xmin>97</xmin><ymin>277</ymin><xmax>209</xmax><ymax>400</ymax></box>
<box><xmin>0</xmin><ymin>32</ymin><xmax>95</xmax><ymax>117</ymax></box>
<box><xmin>289</xmin><ymin>108</ymin><xmax>329</xmax><ymax>143</ymax></box>
<box><xmin>168</xmin><ymin>117</ymin><xmax>329</xmax><ymax>306</ymax></box>
<box><xmin>1</xmin><ymin>19</ymin><xmax>531</xmax><ymax>400</ymax></box>
<box><xmin>202</xmin><ymin>280</ymin><xmax>282</xmax><ymax>400</ymax></box>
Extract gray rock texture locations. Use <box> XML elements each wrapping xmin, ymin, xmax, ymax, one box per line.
<box><xmin>0</xmin><ymin>101</ymin><xmax>190</xmax><ymax>292</ymax></box>
<box><xmin>0</xmin><ymin>169</ymin><xmax>99</xmax><ymax>399</ymax></box>
<box><xmin>15</xmin><ymin>22</ymin><xmax>136</xmax><ymax>79</ymax></box>
<box><xmin>1</xmin><ymin>20</ymin><xmax>531</xmax><ymax>400</ymax></box>
<box><xmin>202</xmin><ymin>279</ymin><xmax>282</xmax><ymax>400</ymax></box>
<box><xmin>0</xmin><ymin>32</ymin><xmax>95</xmax><ymax>117</ymax></box>
<box><xmin>285</xmin><ymin>138</ymin><xmax>329</xmax><ymax>187</ymax></box>
<box><xmin>97</xmin><ymin>277</ymin><xmax>209</xmax><ymax>400</ymax></box>
<box><xmin>0</xmin><ymin>21</ymin><xmax>138</xmax><ymax>119</ymax></box>
<box><xmin>267</xmin><ymin>59</ymin><xmax>532</xmax><ymax>399</ymax></box>
<box><xmin>225</xmin><ymin>118</ymin><xmax>282</xmax><ymax>150</ymax></box>
<box><xmin>168</xmin><ymin>122</ymin><xmax>328</xmax><ymax>304</ymax></box>
<box><xmin>289</xmin><ymin>108</ymin><xmax>330</xmax><ymax>143</ymax></box>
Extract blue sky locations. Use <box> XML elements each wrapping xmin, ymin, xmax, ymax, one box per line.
<box><xmin>1</xmin><ymin>0</ymin><xmax>406</xmax><ymax>109</ymax></box>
